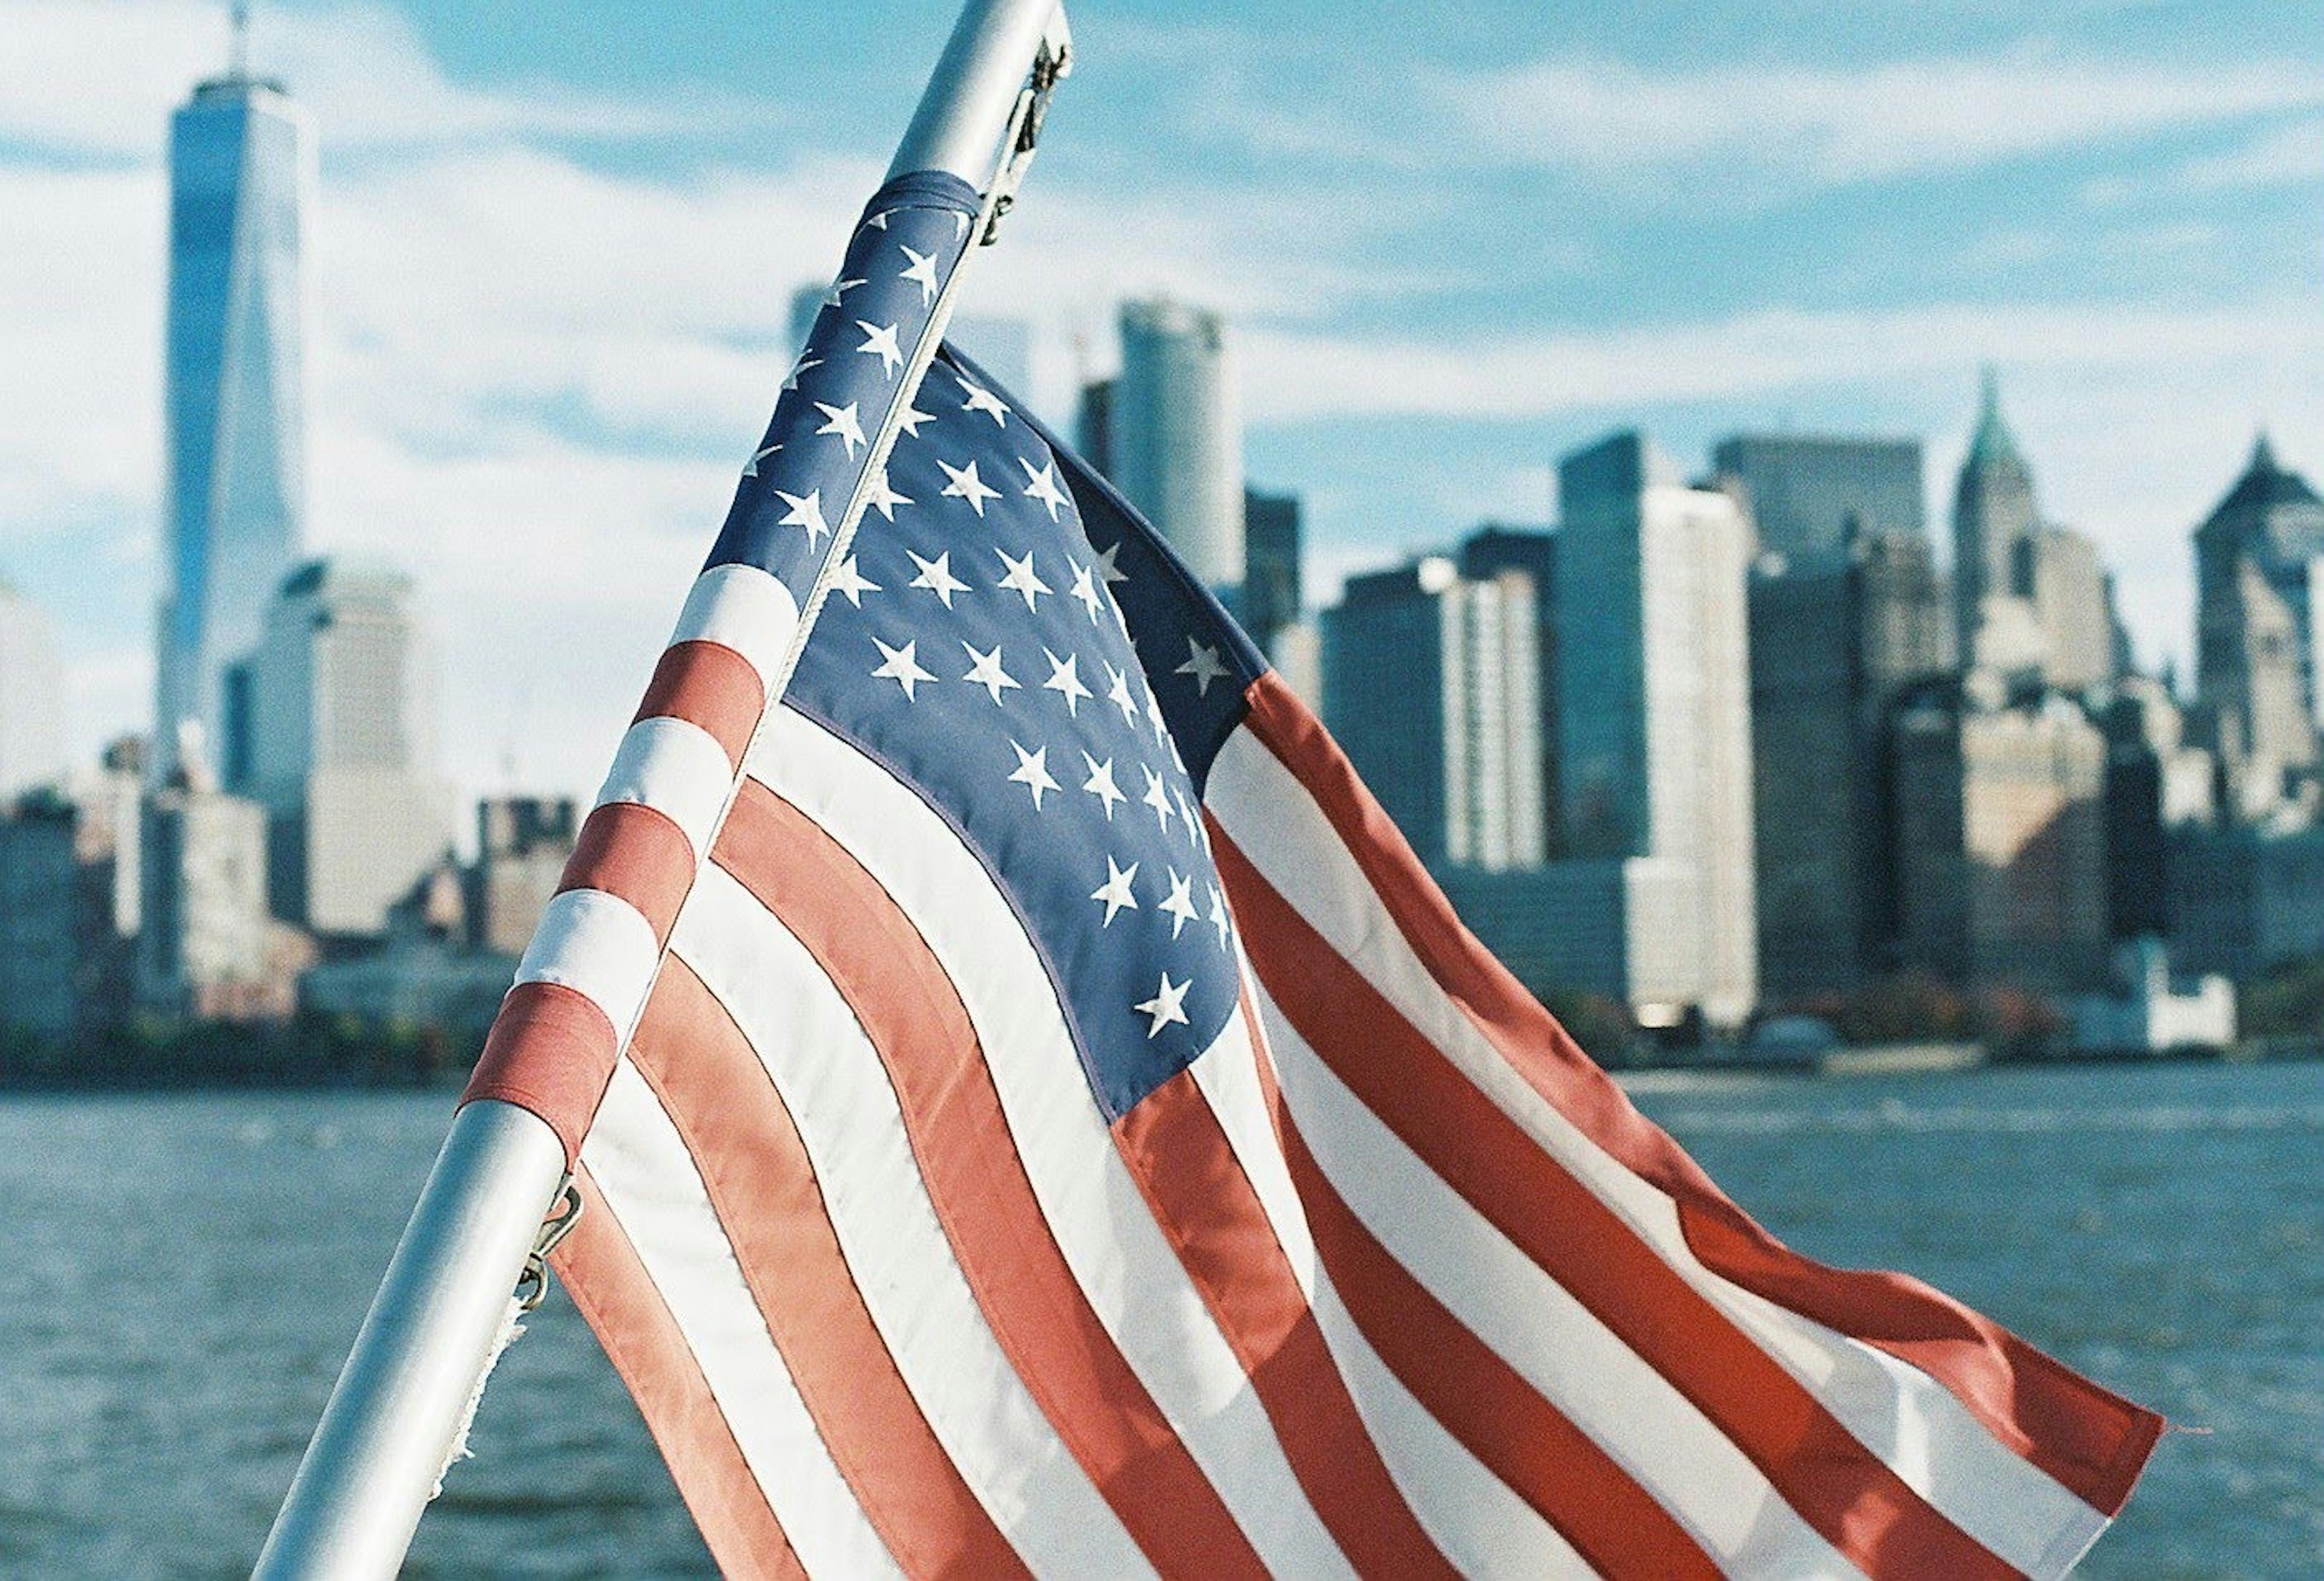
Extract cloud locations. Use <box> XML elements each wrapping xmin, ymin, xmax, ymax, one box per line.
<box><xmin>2168</xmin><ymin>118</ymin><xmax>2324</xmax><ymax>192</ymax></box>
<box><xmin>1450</xmin><ymin>51</ymin><xmax>2324</xmax><ymax>191</ymax></box>
<box><xmin>0</xmin><ymin>0</ymin><xmax>750</xmax><ymax>160</ymax></box>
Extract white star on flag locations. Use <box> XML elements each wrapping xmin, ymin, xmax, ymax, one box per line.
<box><xmin>907</xmin><ymin>549</ymin><xmax>970</xmax><ymax>608</ymax></box>
<box><xmin>962</xmin><ymin>641</ymin><xmax>1021</xmax><ymax>704</ymax></box>
<box><xmin>1006</xmin><ymin>741</ymin><xmax>1059</xmax><ymax>810</ymax></box>
<box><xmin>780</xmin><ymin>356</ymin><xmax>821</xmax><ymax>393</ymax></box>
<box><xmin>775</xmin><ymin>488</ymin><xmax>831</xmax><ymax>547</ymax></box>
<box><xmin>1134</xmin><ymin>972</ymin><xmax>1192</xmax><ymax>1039</ymax></box>
<box><xmin>1020</xmin><ymin>457</ymin><xmax>1071</xmax><ymax>520</ymax></box>
<box><xmin>939</xmin><ymin>458</ymin><xmax>1002</xmax><ymax>517</ymax></box>
<box><xmin>856</xmin><ymin>318</ymin><xmax>904</xmax><ymax>378</ymax></box>
<box><xmin>828</xmin><ymin>555</ymin><xmax>880</xmax><ymax>607</ymax></box>
<box><xmin>1093</xmin><ymin>541</ymin><xmax>1129</xmax><ymax>586</ymax></box>
<box><xmin>1141</xmin><ymin>765</ymin><xmax>1176</xmax><ymax>834</ymax></box>
<box><xmin>1090</xmin><ymin>855</ymin><xmax>1139</xmax><ymax>925</ymax></box>
<box><xmin>1081</xmin><ymin>752</ymin><xmax>1125</xmax><ymax>820</ymax></box>
<box><xmin>1105</xmin><ymin>661</ymin><xmax>1139</xmax><ymax>724</ymax></box>
<box><xmin>821</xmin><ymin>275</ymin><xmax>866</xmax><ymax>309</ymax></box>
<box><xmin>742</xmin><ymin>442</ymin><xmax>780</xmax><ymax>479</ymax></box>
<box><xmin>1040</xmin><ymin>648</ymin><xmax>1092</xmax><ymax>716</ymax></box>
<box><xmin>870</xmin><ymin>637</ymin><xmax>934</xmax><ymax>701</ymax></box>
<box><xmin>898</xmin><ymin>244</ymin><xmax>940</xmax><ymax>306</ymax></box>
<box><xmin>865</xmin><ymin>470</ymin><xmax>913</xmax><ymax>522</ymax></box>
<box><xmin>997</xmin><ymin>548</ymin><xmax>1052</xmax><ymax>610</ymax></box>
<box><xmin>815</xmin><ymin>400</ymin><xmax>867</xmax><ymax>458</ymax></box>
<box><xmin>960</xmin><ymin>376</ymin><xmax>1010</xmax><ymax>426</ymax></box>
<box><xmin>1068</xmin><ymin>562</ymin><xmax>1105</xmax><ymax>624</ymax></box>
<box><xmin>894</xmin><ymin>402</ymin><xmax>935</xmax><ymax>438</ymax></box>
<box><xmin>1207</xmin><ymin>883</ymin><xmax>1233</xmax><ymax>949</ymax></box>
<box><xmin>1177</xmin><ymin>637</ymin><xmax>1230</xmax><ymax>696</ymax></box>
<box><xmin>1160</xmin><ymin>868</ymin><xmax>1200</xmax><ymax>939</ymax></box>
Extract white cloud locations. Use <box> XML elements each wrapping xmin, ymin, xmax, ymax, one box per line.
<box><xmin>0</xmin><ymin>0</ymin><xmax>736</xmax><ymax>159</ymax></box>
<box><xmin>2169</xmin><ymin>118</ymin><xmax>2324</xmax><ymax>192</ymax></box>
<box><xmin>1452</xmin><ymin>51</ymin><xmax>2324</xmax><ymax>189</ymax></box>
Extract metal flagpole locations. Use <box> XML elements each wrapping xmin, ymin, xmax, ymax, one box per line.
<box><xmin>252</xmin><ymin>2</ymin><xmax>1066</xmax><ymax>1574</ymax></box>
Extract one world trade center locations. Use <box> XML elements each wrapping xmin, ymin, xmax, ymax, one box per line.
<box><xmin>155</xmin><ymin>5</ymin><xmax>310</xmax><ymax>777</ymax></box>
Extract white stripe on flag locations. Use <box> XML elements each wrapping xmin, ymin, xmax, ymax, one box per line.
<box><xmin>1260</xmin><ymin>981</ymin><xmax>1852</xmax><ymax>1574</ymax></box>
<box><xmin>1207</xmin><ymin>724</ymin><xmax>2109</xmax><ymax>1570</ymax></box>
<box><xmin>596</xmin><ymin>715</ymin><xmax>737</xmax><ymax>862</ymax></box>
<box><xmin>514</xmin><ymin>887</ymin><xmax>660</xmax><ymax>1044</ymax></box>
<box><xmin>673</xmin><ymin>862</ymin><xmax>1152</xmax><ymax>1580</ymax></box>
<box><xmin>667</xmin><ymin>562</ymin><xmax>801</xmax><ymax>692</ymax></box>
<box><xmin>749</xmin><ymin>704</ymin><xmax>1356</xmax><ymax>1577</ymax></box>
<box><xmin>1186</xmin><ymin>989</ymin><xmax>1319</xmax><ymax>1303</ymax></box>
<box><xmin>585</xmin><ymin>1059</ymin><xmax>902</xmax><ymax>1579</ymax></box>
<box><xmin>1305</xmin><ymin>1265</ymin><xmax>1595</xmax><ymax>1579</ymax></box>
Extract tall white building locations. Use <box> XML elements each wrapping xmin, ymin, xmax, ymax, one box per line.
<box><xmin>155</xmin><ymin>26</ymin><xmax>313</xmax><ymax>775</ymax></box>
<box><xmin>238</xmin><ymin>558</ymin><xmax>453</xmax><ymax>937</ymax></box>
<box><xmin>1109</xmin><ymin>298</ymin><xmax>1244</xmax><ymax>592</ymax></box>
<box><xmin>1557</xmin><ymin>432</ymin><xmax>1758</xmax><ymax>1024</ymax></box>
<box><xmin>0</xmin><ymin>584</ymin><xmax>67</xmax><ymax>799</ymax></box>
<box><xmin>1324</xmin><ymin>555</ymin><xmax>1545</xmax><ymax>871</ymax></box>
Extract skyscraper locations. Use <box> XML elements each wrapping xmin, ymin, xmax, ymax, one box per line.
<box><xmin>1109</xmin><ymin>298</ymin><xmax>1244</xmax><ymax>593</ymax></box>
<box><xmin>1240</xmin><ymin>486</ymin><xmax>1302</xmax><ymax>658</ymax></box>
<box><xmin>1323</xmin><ymin>555</ymin><xmax>1544</xmax><ymax>872</ymax></box>
<box><xmin>0</xmin><ymin>583</ymin><xmax>67</xmax><ymax>799</ymax></box>
<box><xmin>239</xmin><ymin>558</ymin><xmax>454</xmax><ymax>937</ymax></box>
<box><xmin>1952</xmin><ymin>370</ymin><xmax>2039</xmax><ymax>672</ymax></box>
<box><xmin>2191</xmin><ymin>434</ymin><xmax>2324</xmax><ymax>818</ymax></box>
<box><xmin>155</xmin><ymin>15</ymin><xmax>312</xmax><ymax>775</ymax></box>
<box><xmin>1557</xmin><ymin>432</ymin><xmax>1757</xmax><ymax>1023</ymax></box>
<box><xmin>1750</xmin><ymin>530</ymin><xmax>1952</xmax><ymax>995</ymax></box>
<box><xmin>1711</xmin><ymin>433</ymin><xmax>1925</xmax><ymax>566</ymax></box>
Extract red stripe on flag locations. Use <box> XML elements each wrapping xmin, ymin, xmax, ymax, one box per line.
<box><xmin>1214</xmin><ymin>827</ymin><xmax>2015</xmax><ymax>1579</ymax></box>
<box><xmin>1273</xmin><ymin>1110</ymin><xmax>1723</xmax><ymax>1581</ymax></box>
<box><xmin>635</xmin><ymin>638</ymin><xmax>766</xmax><ymax>768</ymax></box>
<box><xmin>1238</xmin><ymin>672</ymin><xmax>2163</xmax><ymax>1515</ymax></box>
<box><xmin>560</xmin><ymin>800</ymin><xmax>697</xmax><ymax>946</ymax></box>
<box><xmin>460</xmin><ymin>980</ymin><xmax>618</xmax><ymax>1167</ymax></box>
<box><xmin>625</xmin><ymin>957</ymin><xmax>1033</xmax><ymax>1580</ymax></box>
<box><xmin>714</xmin><ymin>780</ymin><xmax>1269</xmax><ymax>1578</ymax></box>
<box><xmin>554</xmin><ymin>1165</ymin><xmax>804</xmax><ymax>1580</ymax></box>
<box><xmin>1113</xmin><ymin>1060</ymin><xmax>1458</xmax><ymax>1579</ymax></box>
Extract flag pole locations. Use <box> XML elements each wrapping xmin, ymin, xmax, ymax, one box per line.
<box><xmin>252</xmin><ymin>4</ymin><xmax>1065</xmax><ymax>1575</ymax></box>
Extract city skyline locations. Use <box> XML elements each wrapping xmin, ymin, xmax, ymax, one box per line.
<box><xmin>2</xmin><ymin>0</ymin><xmax>2320</xmax><ymax>802</ymax></box>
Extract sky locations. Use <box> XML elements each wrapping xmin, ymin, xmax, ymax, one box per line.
<box><xmin>2</xmin><ymin>0</ymin><xmax>2320</xmax><ymax>804</ymax></box>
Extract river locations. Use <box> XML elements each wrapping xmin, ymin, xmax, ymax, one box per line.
<box><xmin>4</xmin><ymin>1059</ymin><xmax>2316</xmax><ymax>1577</ymax></box>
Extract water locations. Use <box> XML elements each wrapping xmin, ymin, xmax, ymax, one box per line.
<box><xmin>2</xmin><ymin>1061</ymin><xmax>2316</xmax><ymax>1577</ymax></box>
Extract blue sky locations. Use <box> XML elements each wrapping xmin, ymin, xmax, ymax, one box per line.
<box><xmin>2</xmin><ymin>0</ymin><xmax>2319</xmax><ymax>799</ymax></box>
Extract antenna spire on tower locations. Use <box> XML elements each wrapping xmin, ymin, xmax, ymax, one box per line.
<box><xmin>228</xmin><ymin>0</ymin><xmax>251</xmax><ymax>80</ymax></box>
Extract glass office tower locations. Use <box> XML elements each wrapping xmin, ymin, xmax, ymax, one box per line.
<box><xmin>156</xmin><ymin>56</ymin><xmax>311</xmax><ymax>777</ymax></box>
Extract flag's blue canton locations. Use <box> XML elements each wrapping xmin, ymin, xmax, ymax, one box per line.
<box><xmin>705</xmin><ymin>171</ymin><xmax>982</xmax><ymax>604</ymax></box>
<box><xmin>787</xmin><ymin>349</ymin><xmax>1267</xmax><ymax>1121</ymax></box>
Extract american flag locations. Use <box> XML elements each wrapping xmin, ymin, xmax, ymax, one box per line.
<box><xmin>464</xmin><ymin>170</ymin><xmax>2161</xmax><ymax>1577</ymax></box>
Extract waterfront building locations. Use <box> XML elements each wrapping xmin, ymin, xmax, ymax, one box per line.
<box><xmin>137</xmin><ymin>733</ymin><xmax>292</xmax><ymax>1020</ymax></box>
<box><xmin>154</xmin><ymin>31</ymin><xmax>312</xmax><ymax>776</ymax></box>
<box><xmin>1711</xmin><ymin>433</ymin><xmax>1925</xmax><ymax>567</ymax></box>
<box><xmin>2191</xmin><ymin>435</ymin><xmax>2324</xmax><ymax>820</ymax></box>
<box><xmin>1750</xmin><ymin>529</ymin><xmax>1952</xmax><ymax>996</ymax></box>
<box><xmin>1075</xmin><ymin>376</ymin><xmax>1115</xmax><ymax>475</ymax></box>
<box><xmin>1555</xmin><ymin>432</ymin><xmax>1757</xmax><ymax>1024</ymax></box>
<box><xmin>1108</xmin><ymin>298</ymin><xmax>1244</xmax><ymax>592</ymax></box>
<box><xmin>237</xmin><ymin>559</ymin><xmax>455</xmax><ymax>938</ymax></box>
<box><xmin>1891</xmin><ymin>676</ymin><xmax>2110</xmax><ymax>992</ymax></box>
<box><xmin>0</xmin><ymin>584</ymin><xmax>67</xmax><ymax>799</ymax></box>
<box><xmin>470</xmin><ymin>796</ymin><xmax>578</xmax><ymax>956</ymax></box>
<box><xmin>0</xmin><ymin>796</ymin><xmax>84</xmax><ymax>1037</ymax></box>
<box><xmin>1324</xmin><ymin>554</ymin><xmax>1544</xmax><ymax>871</ymax></box>
<box><xmin>2067</xmin><ymin>939</ymin><xmax>2235</xmax><ymax>1055</ymax></box>
<box><xmin>2168</xmin><ymin>820</ymin><xmax>2324</xmax><ymax>980</ymax></box>
<box><xmin>2096</xmin><ymin>678</ymin><xmax>2214</xmax><ymax>942</ymax></box>
<box><xmin>300</xmin><ymin>859</ymin><xmax>516</xmax><ymax>1038</ymax></box>
<box><xmin>1241</xmin><ymin>486</ymin><xmax>1302</xmax><ymax>659</ymax></box>
<box><xmin>1459</xmin><ymin>525</ymin><xmax>1560</xmax><ymax>854</ymax></box>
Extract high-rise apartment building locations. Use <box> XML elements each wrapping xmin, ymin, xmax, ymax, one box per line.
<box><xmin>1241</xmin><ymin>486</ymin><xmax>1302</xmax><ymax>658</ymax></box>
<box><xmin>0</xmin><ymin>583</ymin><xmax>67</xmax><ymax>799</ymax></box>
<box><xmin>137</xmin><ymin>739</ymin><xmax>283</xmax><ymax>1020</ymax></box>
<box><xmin>1557</xmin><ymin>432</ymin><xmax>1756</xmax><ymax>1022</ymax></box>
<box><xmin>154</xmin><ymin>34</ymin><xmax>311</xmax><ymax>775</ymax></box>
<box><xmin>238</xmin><ymin>559</ymin><xmax>454</xmax><ymax>937</ymax></box>
<box><xmin>1712</xmin><ymin>433</ymin><xmax>1925</xmax><ymax>566</ymax></box>
<box><xmin>1324</xmin><ymin>555</ymin><xmax>1544</xmax><ymax>871</ymax></box>
<box><xmin>1750</xmin><ymin>530</ymin><xmax>1952</xmax><ymax>995</ymax></box>
<box><xmin>1892</xmin><ymin>679</ymin><xmax>2110</xmax><ymax>991</ymax></box>
<box><xmin>1108</xmin><ymin>299</ymin><xmax>1244</xmax><ymax>592</ymax></box>
<box><xmin>2192</xmin><ymin>434</ymin><xmax>2324</xmax><ymax>819</ymax></box>
<box><xmin>1952</xmin><ymin>372</ymin><xmax>2040</xmax><ymax>673</ymax></box>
